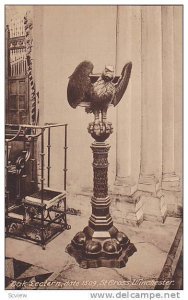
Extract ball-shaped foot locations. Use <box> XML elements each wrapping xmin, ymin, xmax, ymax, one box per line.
<box><xmin>85</xmin><ymin>240</ymin><xmax>102</xmax><ymax>256</ymax></box>
<box><xmin>116</xmin><ymin>232</ymin><xmax>130</xmax><ymax>247</ymax></box>
<box><xmin>72</xmin><ymin>231</ymin><xmax>86</xmax><ymax>247</ymax></box>
<box><xmin>103</xmin><ymin>239</ymin><xmax>121</xmax><ymax>255</ymax></box>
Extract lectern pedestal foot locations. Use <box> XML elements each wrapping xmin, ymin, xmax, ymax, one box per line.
<box><xmin>66</xmin><ymin>226</ymin><xmax>137</xmax><ymax>269</ymax></box>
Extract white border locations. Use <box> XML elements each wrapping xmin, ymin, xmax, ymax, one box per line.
<box><xmin>0</xmin><ymin>1</ymin><xmax>186</xmax><ymax>300</ymax></box>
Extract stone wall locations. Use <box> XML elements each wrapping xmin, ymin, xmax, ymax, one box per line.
<box><xmin>33</xmin><ymin>5</ymin><xmax>183</xmax><ymax>223</ymax></box>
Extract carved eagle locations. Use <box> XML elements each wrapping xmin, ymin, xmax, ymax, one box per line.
<box><xmin>67</xmin><ymin>60</ymin><xmax>132</xmax><ymax>122</ymax></box>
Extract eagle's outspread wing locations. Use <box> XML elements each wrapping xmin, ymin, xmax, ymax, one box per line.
<box><xmin>112</xmin><ymin>62</ymin><xmax>132</xmax><ymax>107</ymax></box>
<box><xmin>67</xmin><ymin>61</ymin><xmax>94</xmax><ymax>108</ymax></box>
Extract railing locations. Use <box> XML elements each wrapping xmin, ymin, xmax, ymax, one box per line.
<box><xmin>10</xmin><ymin>49</ymin><xmax>27</xmax><ymax>77</ymax></box>
<box><xmin>6</xmin><ymin>13</ymin><xmax>38</xmax><ymax>126</ymax></box>
<box><xmin>6</xmin><ymin>19</ymin><xmax>27</xmax><ymax>77</ymax></box>
<box><xmin>9</xmin><ymin>18</ymin><xmax>25</xmax><ymax>38</ymax></box>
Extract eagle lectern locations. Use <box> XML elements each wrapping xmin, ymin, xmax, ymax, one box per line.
<box><xmin>66</xmin><ymin>61</ymin><xmax>136</xmax><ymax>268</ymax></box>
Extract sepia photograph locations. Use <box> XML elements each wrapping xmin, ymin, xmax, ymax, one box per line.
<box><xmin>4</xmin><ymin>3</ymin><xmax>183</xmax><ymax>295</ymax></box>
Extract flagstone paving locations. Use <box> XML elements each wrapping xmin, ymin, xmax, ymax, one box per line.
<box><xmin>6</xmin><ymin>209</ymin><xmax>182</xmax><ymax>290</ymax></box>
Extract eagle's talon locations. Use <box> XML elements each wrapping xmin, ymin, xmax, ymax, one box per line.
<box><xmin>94</xmin><ymin>118</ymin><xmax>100</xmax><ymax>125</ymax></box>
<box><xmin>99</xmin><ymin>122</ymin><xmax>103</xmax><ymax>132</ymax></box>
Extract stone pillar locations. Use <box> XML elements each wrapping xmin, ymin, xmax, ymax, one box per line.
<box><xmin>174</xmin><ymin>6</ymin><xmax>183</xmax><ymax>182</ymax></box>
<box><xmin>161</xmin><ymin>6</ymin><xmax>182</xmax><ymax>217</ymax></box>
<box><xmin>138</xmin><ymin>6</ymin><xmax>162</xmax><ymax>193</ymax></box>
<box><xmin>115</xmin><ymin>6</ymin><xmax>133</xmax><ymax>193</ymax></box>
<box><xmin>173</xmin><ymin>6</ymin><xmax>183</xmax><ymax>216</ymax></box>
<box><xmin>114</xmin><ymin>6</ymin><xmax>143</xmax><ymax>225</ymax></box>
<box><xmin>161</xmin><ymin>6</ymin><xmax>180</xmax><ymax>192</ymax></box>
<box><xmin>138</xmin><ymin>6</ymin><xmax>167</xmax><ymax>222</ymax></box>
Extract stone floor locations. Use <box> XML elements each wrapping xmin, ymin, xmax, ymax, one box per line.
<box><xmin>5</xmin><ymin>207</ymin><xmax>182</xmax><ymax>290</ymax></box>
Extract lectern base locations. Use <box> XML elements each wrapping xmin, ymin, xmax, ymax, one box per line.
<box><xmin>65</xmin><ymin>225</ymin><xmax>137</xmax><ymax>269</ymax></box>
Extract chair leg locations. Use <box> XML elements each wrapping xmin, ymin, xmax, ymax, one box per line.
<box><xmin>41</xmin><ymin>208</ymin><xmax>46</xmax><ymax>250</ymax></box>
<box><xmin>42</xmin><ymin>243</ymin><xmax>46</xmax><ymax>250</ymax></box>
<box><xmin>64</xmin><ymin>197</ymin><xmax>67</xmax><ymax>226</ymax></box>
<box><xmin>64</xmin><ymin>197</ymin><xmax>71</xmax><ymax>230</ymax></box>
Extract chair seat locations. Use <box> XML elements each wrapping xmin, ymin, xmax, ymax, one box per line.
<box><xmin>7</xmin><ymin>204</ymin><xmax>25</xmax><ymax>221</ymax></box>
<box><xmin>23</xmin><ymin>187</ymin><xmax>66</xmax><ymax>209</ymax></box>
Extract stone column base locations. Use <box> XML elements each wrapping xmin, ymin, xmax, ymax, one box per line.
<box><xmin>141</xmin><ymin>190</ymin><xmax>167</xmax><ymax>223</ymax></box>
<box><xmin>162</xmin><ymin>173</ymin><xmax>180</xmax><ymax>191</ymax></box>
<box><xmin>111</xmin><ymin>191</ymin><xmax>144</xmax><ymax>226</ymax></box>
<box><xmin>138</xmin><ymin>174</ymin><xmax>160</xmax><ymax>195</ymax></box>
<box><xmin>114</xmin><ymin>176</ymin><xmax>137</xmax><ymax>196</ymax></box>
<box><xmin>162</xmin><ymin>190</ymin><xmax>183</xmax><ymax>217</ymax></box>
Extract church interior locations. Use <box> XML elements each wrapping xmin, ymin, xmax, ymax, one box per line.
<box><xmin>5</xmin><ymin>5</ymin><xmax>183</xmax><ymax>290</ymax></box>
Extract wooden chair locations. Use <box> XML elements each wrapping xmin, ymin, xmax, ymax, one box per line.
<box><xmin>6</xmin><ymin>123</ymin><xmax>70</xmax><ymax>249</ymax></box>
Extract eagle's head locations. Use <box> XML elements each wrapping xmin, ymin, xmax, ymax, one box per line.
<box><xmin>101</xmin><ymin>65</ymin><xmax>114</xmax><ymax>82</ymax></box>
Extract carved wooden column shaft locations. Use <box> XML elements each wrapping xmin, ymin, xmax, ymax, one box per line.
<box><xmin>89</xmin><ymin>142</ymin><xmax>113</xmax><ymax>231</ymax></box>
<box><xmin>92</xmin><ymin>143</ymin><xmax>109</xmax><ymax>198</ymax></box>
